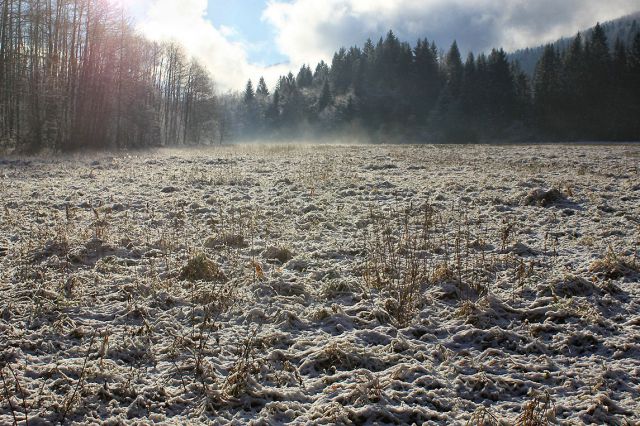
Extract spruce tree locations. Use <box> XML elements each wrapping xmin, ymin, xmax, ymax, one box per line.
<box><xmin>318</xmin><ymin>80</ymin><xmax>333</xmax><ymax>111</ymax></box>
<box><xmin>296</xmin><ymin>65</ymin><xmax>313</xmax><ymax>88</ymax></box>
<box><xmin>314</xmin><ymin>61</ymin><xmax>330</xmax><ymax>86</ymax></box>
<box><xmin>534</xmin><ymin>45</ymin><xmax>562</xmax><ymax>136</ymax></box>
<box><xmin>266</xmin><ymin>89</ymin><xmax>281</xmax><ymax>130</ymax></box>
<box><xmin>445</xmin><ymin>41</ymin><xmax>464</xmax><ymax>97</ymax></box>
<box><xmin>512</xmin><ymin>63</ymin><xmax>531</xmax><ymax>127</ymax></box>
<box><xmin>460</xmin><ymin>53</ymin><xmax>478</xmax><ymax>116</ymax></box>
<box><xmin>256</xmin><ymin>77</ymin><xmax>270</xmax><ymax>97</ymax></box>
<box><xmin>412</xmin><ymin>39</ymin><xmax>440</xmax><ymax>117</ymax></box>
<box><xmin>631</xmin><ymin>33</ymin><xmax>640</xmax><ymax>138</ymax></box>
<box><xmin>611</xmin><ymin>38</ymin><xmax>631</xmax><ymax>139</ymax></box>
<box><xmin>485</xmin><ymin>49</ymin><xmax>516</xmax><ymax>133</ymax></box>
<box><xmin>585</xmin><ymin>23</ymin><xmax>611</xmax><ymax>139</ymax></box>
<box><xmin>331</xmin><ymin>48</ymin><xmax>351</xmax><ymax>93</ymax></box>
<box><xmin>243</xmin><ymin>79</ymin><xmax>255</xmax><ymax>104</ymax></box>
<box><xmin>562</xmin><ymin>33</ymin><xmax>586</xmax><ymax>137</ymax></box>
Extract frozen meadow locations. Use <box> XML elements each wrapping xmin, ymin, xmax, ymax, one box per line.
<box><xmin>0</xmin><ymin>144</ymin><xmax>639</xmax><ymax>425</ymax></box>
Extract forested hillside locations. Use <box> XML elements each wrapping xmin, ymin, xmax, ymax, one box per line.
<box><xmin>510</xmin><ymin>12</ymin><xmax>640</xmax><ymax>76</ymax></box>
<box><xmin>228</xmin><ymin>22</ymin><xmax>640</xmax><ymax>143</ymax></box>
<box><xmin>0</xmin><ymin>0</ymin><xmax>218</xmax><ymax>152</ymax></box>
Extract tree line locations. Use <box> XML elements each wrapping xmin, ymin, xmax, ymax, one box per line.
<box><xmin>510</xmin><ymin>14</ymin><xmax>639</xmax><ymax>76</ymax></box>
<box><xmin>0</xmin><ymin>0</ymin><xmax>218</xmax><ymax>152</ymax></box>
<box><xmin>231</xmin><ymin>24</ymin><xmax>640</xmax><ymax>142</ymax></box>
<box><xmin>2</xmin><ymin>4</ymin><xmax>639</xmax><ymax>150</ymax></box>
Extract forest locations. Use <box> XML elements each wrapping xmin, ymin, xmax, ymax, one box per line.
<box><xmin>0</xmin><ymin>0</ymin><xmax>217</xmax><ymax>152</ymax></box>
<box><xmin>233</xmin><ymin>24</ymin><xmax>640</xmax><ymax>143</ymax></box>
<box><xmin>1</xmin><ymin>1</ymin><xmax>639</xmax><ymax>151</ymax></box>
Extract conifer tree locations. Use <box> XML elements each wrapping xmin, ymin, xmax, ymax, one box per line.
<box><xmin>314</xmin><ymin>61</ymin><xmax>330</xmax><ymax>85</ymax></box>
<box><xmin>225</xmin><ymin>22</ymin><xmax>639</xmax><ymax>143</ymax></box>
<box><xmin>331</xmin><ymin>48</ymin><xmax>351</xmax><ymax>93</ymax></box>
<box><xmin>585</xmin><ymin>23</ymin><xmax>611</xmax><ymax>138</ymax></box>
<box><xmin>630</xmin><ymin>33</ymin><xmax>640</xmax><ymax>137</ymax></box>
<box><xmin>445</xmin><ymin>41</ymin><xmax>464</xmax><ymax>96</ymax></box>
<box><xmin>256</xmin><ymin>77</ymin><xmax>270</xmax><ymax>97</ymax></box>
<box><xmin>561</xmin><ymin>33</ymin><xmax>587</xmax><ymax>137</ymax></box>
<box><xmin>318</xmin><ymin>80</ymin><xmax>333</xmax><ymax>111</ymax></box>
<box><xmin>610</xmin><ymin>38</ymin><xmax>632</xmax><ymax>139</ymax></box>
<box><xmin>534</xmin><ymin>45</ymin><xmax>562</xmax><ymax>136</ymax></box>
<box><xmin>243</xmin><ymin>80</ymin><xmax>256</xmax><ymax>104</ymax></box>
<box><xmin>486</xmin><ymin>48</ymin><xmax>516</xmax><ymax>128</ymax></box>
<box><xmin>296</xmin><ymin>65</ymin><xmax>313</xmax><ymax>88</ymax></box>
<box><xmin>460</xmin><ymin>53</ymin><xmax>478</xmax><ymax>116</ymax></box>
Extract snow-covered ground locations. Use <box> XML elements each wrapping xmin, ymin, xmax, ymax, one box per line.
<box><xmin>1</xmin><ymin>144</ymin><xmax>639</xmax><ymax>425</ymax></box>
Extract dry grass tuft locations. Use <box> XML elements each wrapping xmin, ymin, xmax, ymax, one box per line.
<box><xmin>521</xmin><ymin>188</ymin><xmax>566</xmax><ymax>207</ymax></box>
<box><xmin>204</xmin><ymin>233</ymin><xmax>247</xmax><ymax>249</ymax></box>
<box><xmin>467</xmin><ymin>406</ymin><xmax>501</xmax><ymax>426</ymax></box>
<box><xmin>516</xmin><ymin>391</ymin><xmax>555</xmax><ymax>426</ymax></box>
<box><xmin>589</xmin><ymin>248</ymin><xmax>638</xmax><ymax>280</ymax></box>
<box><xmin>179</xmin><ymin>253</ymin><xmax>227</xmax><ymax>282</ymax></box>
<box><xmin>362</xmin><ymin>217</ymin><xmax>428</xmax><ymax>326</ymax></box>
<box><xmin>223</xmin><ymin>331</ymin><xmax>262</xmax><ymax>398</ymax></box>
<box><xmin>432</xmin><ymin>263</ymin><xmax>457</xmax><ymax>283</ymax></box>
<box><xmin>263</xmin><ymin>246</ymin><xmax>294</xmax><ymax>263</ymax></box>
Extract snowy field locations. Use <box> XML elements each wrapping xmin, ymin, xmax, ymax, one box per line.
<box><xmin>1</xmin><ymin>143</ymin><xmax>639</xmax><ymax>425</ymax></box>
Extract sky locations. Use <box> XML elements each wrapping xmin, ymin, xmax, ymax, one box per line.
<box><xmin>124</xmin><ymin>0</ymin><xmax>640</xmax><ymax>92</ymax></box>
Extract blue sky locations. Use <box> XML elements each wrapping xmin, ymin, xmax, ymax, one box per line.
<box><xmin>207</xmin><ymin>0</ymin><xmax>288</xmax><ymax>65</ymax></box>
<box><xmin>132</xmin><ymin>0</ymin><xmax>640</xmax><ymax>91</ymax></box>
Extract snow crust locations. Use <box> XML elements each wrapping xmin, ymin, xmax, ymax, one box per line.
<box><xmin>0</xmin><ymin>144</ymin><xmax>639</xmax><ymax>424</ymax></box>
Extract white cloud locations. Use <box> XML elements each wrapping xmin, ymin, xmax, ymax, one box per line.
<box><xmin>131</xmin><ymin>0</ymin><xmax>640</xmax><ymax>91</ymax></box>
<box><xmin>134</xmin><ymin>0</ymin><xmax>290</xmax><ymax>92</ymax></box>
<box><xmin>263</xmin><ymin>0</ymin><xmax>640</xmax><ymax>64</ymax></box>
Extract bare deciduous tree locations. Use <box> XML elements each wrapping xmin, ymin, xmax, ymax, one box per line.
<box><xmin>0</xmin><ymin>0</ymin><xmax>219</xmax><ymax>152</ymax></box>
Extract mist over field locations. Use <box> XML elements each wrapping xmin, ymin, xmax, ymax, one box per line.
<box><xmin>1</xmin><ymin>1</ymin><xmax>640</xmax><ymax>425</ymax></box>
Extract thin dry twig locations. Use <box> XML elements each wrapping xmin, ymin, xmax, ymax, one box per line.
<box><xmin>60</xmin><ymin>331</ymin><xmax>97</xmax><ymax>423</ymax></box>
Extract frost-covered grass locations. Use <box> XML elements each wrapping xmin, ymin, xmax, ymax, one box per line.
<box><xmin>0</xmin><ymin>144</ymin><xmax>639</xmax><ymax>424</ymax></box>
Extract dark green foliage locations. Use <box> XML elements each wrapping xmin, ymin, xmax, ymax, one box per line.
<box><xmin>445</xmin><ymin>41</ymin><xmax>464</xmax><ymax>97</ymax></box>
<box><xmin>243</xmin><ymin>80</ymin><xmax>256</xmax><ymax>104</ymax></box>
<box><xmin>256</xmin><ymin>77</ymin><xmax>270</xmax><ymax>97</ymax></box>
<box><xmin>296</xmin><ymin>65</ymin><xmax>313</xmax><ymax>88</ymax></box>
<box><xmin>533</xmin><ymin>45</ymin><xmax>563</xmax><ymax>137</ymax></box>
<box><xmin>510</xmin><ymin>12</ymin><xmax>640</xmax><ymax>76</ymax></box>
<box><xmin>227</xmin><ymin>21</ymin><xmax>640</xmax><ymax>143</ymax></box>
<box><xmin>629</xmin><ymin>33</ymin><xmax>640</xmax><ymax>137</ymax></box>
<box><xmin>318</xmin><ymin>80</ymin><xmax>333</xmax><ymax>111</ymax></box>
<box><xmin>330</xmin><ymin>47</ymin><xmax>352</xmax><ymax>93</ymax></box>
<box><xmin>413</xmin><ymin>38</ymin><xmax>442</xmax><ymax>117</ymax></box>
<box><xmin>314</xmin><ymin>61</ymin><xmax>330</xmax><ymax>85</ymax></box>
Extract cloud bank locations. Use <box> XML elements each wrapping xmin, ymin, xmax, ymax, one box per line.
<box><xmin>134</xmin><ymin>0</ymin><xmax>289</xmax><ymax>91</ymax></box>
<box><xmin>134</xmin><ymin>0</ymin><xmax>640</xmax><ymax>91</ymax></box>
<box><xmin>263</xmin><ymin>0</ymin><xmax>640</xmax><ymax>64</ymax></box>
